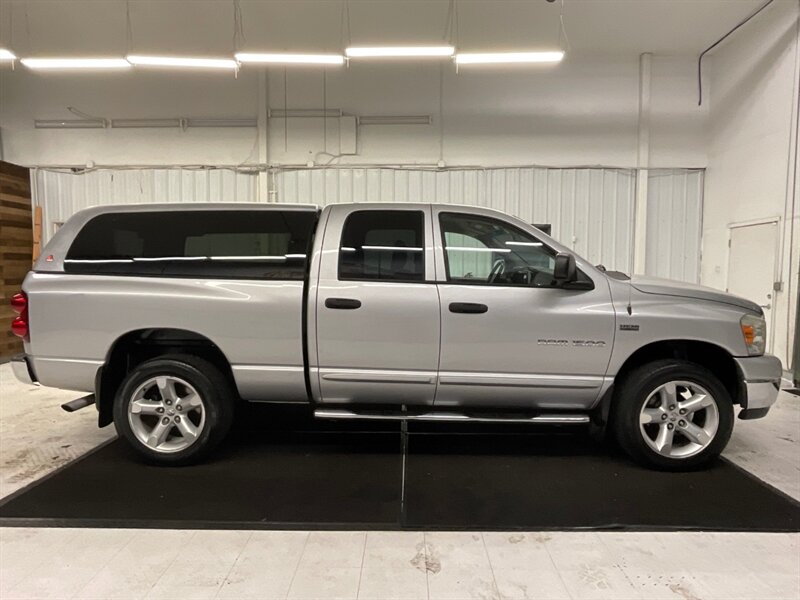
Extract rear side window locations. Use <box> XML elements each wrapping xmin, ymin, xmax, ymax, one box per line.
<box><xmin>338</xmin><ymin>210</ymin><xmax>425</xmax><ymax>282</ymax></box>
<box><xmin>65</xmin><ymin>210</ymin><xmax>317</xmax><ymax>280</ymax></box>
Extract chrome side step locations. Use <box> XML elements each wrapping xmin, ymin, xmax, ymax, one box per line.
<box><xmin>61</xmin><ymin>394</ymin><xmax>96</xmax><ymax>413</ymax></box>
<box><xmin>314</xmin><ymin>409</ymin><xmax>589</xmax><ymax>425</ymax></box>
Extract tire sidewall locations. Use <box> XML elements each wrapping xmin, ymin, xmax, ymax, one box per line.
<box><xmin>112</xmin><ymin>357</ymin><xmax>227</xmax><ymax>465</ymax></box>
<box><xmin>615</xmin><ymin>361</ymin><xmax>734</xmax><ymax>470</ymax></box>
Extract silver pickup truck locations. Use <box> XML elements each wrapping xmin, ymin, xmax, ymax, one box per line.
<box><xmin>10</xmin><ymin>202</ymin><xmax>782</xmax><ymax>469</ymax></box>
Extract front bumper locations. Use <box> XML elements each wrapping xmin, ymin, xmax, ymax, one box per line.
<box><xmin>11</xmin><ymin>353</ymin><xmax>38</xmax><ymax>386</ymax></box>
<box><xmin>734</xmin><ymin>354</ymin><xmax>782</xmax><ymax>419</ymax></box>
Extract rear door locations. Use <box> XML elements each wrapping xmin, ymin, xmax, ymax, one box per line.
<box><xmin>311</xmin><ymin>205</ymin><xmax>440</xmax><ymax>405</ymax></box>
<box><xmin>433</xmin><ymin>207</ymin><xmax>615</xmax><ymax>410</ymax></box>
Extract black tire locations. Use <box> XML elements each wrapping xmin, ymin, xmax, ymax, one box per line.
<box><xmin>113</xmin><ymin>354</ymin><xmax>235</xmax><ymax>466</ymax></box>
<box><xmin>612</xmin><ymin>359</ymin><xmax>734</xmax><ymax>471</ymax></box>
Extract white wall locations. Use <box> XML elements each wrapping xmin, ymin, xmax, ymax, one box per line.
<box><xmin>702</xmin><ymin>0</ymin><xmax>800</xmax><ymax>367</ymax></box>
<box><xmin>1</xmin><ymin>55</ymin><xmax>706</xmax><ymax>169</ymax></box>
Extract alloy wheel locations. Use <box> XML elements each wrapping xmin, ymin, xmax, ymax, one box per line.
<box><xmin>127</xmin><ymin>375</ymin><xmax>206</xmax><ymax>453</ymax></box>
<box><xmin>638</xmin><ymin>380</ymin><xmax>719</xmax><ymax>459</ymax></box>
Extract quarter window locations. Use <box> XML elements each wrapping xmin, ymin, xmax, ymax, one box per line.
<box><xmin>440</xmin><ymin>212</ymin><xmax>559</xmax><ymax>287</ymax></box>
<box><xmin>338</xmin><ymin>210</ymin><xmax>425</xmax><ymax>282</ymax></box>
<box><xmin>65</xmin><ymin>210</ymin><xmax>317</xmax><ymax>280</ymax></box>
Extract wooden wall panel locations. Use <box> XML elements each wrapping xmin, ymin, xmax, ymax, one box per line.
<box><xmin>0</xmin><ymin>162</ymin><xmax>32</xmax><ymax>361</ymax></box>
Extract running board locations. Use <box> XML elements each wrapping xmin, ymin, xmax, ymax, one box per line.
<box><xmin>314</xmin><ymin>409</ymin><xmax>589</xmax><ymax>424</ymax></box>
<box><xmin>61</xmin><ymin>394</ymin><xmax>96</xmax><ymax>413</ymax></box>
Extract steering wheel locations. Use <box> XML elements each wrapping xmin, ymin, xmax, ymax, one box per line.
<box><xmin>488</xmin><ymin>258</ymin><xmax>506</xmax><ymax>284</ymax></box>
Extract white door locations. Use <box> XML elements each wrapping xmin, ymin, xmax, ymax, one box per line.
<box><xmin>727</xmin><ymin>221</ymin><xmax>778</xmax><ymax>351</ymax></box>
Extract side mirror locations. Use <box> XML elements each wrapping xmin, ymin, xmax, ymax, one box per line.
<box><xmin>553</xmin><ymin>253</ymin><xmax>577</xmax><ymax>284</ymax></box>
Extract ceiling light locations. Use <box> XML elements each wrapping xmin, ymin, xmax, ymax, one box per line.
<box><xmin>359</xmin><ymin>115</ymin><xmax>431</xmax><ymax>125</ymax></box>
<box><xmin>127</xmin><ymin>55</ymin><xmax>237</xmax><ymax>69</ymax></box>
<box><xmin>269</xmin><ymin>109</ymin><xmax>342</xmax><ymax>118</ymax></box>
<box><xmin>455</xmin><ymin>51</ymin><xmax>564</xmax><ymax>65</ymax></box>
<box><xmin>21</xmin><ymin>57</ymin><xmax>132</xmax><ymax>70</ymax></box>
<box><xmin>0</xmin><ymin>49</ymin><xmax>16</xmax><ymax>60</ymax></box>
<box><xmin>188</xmin><ymin>118</ymin><xmax>257</xmax><ymax>128</ymax></box>
<box><xmin>345</xmin><ymin>46</ymin><xmax>454</xmax><ymax>58</ymax></box>
<box><xmin>235</xmin><ymin>53</ymin><xmax>344</xmax><ymax>65</ymax></box>
<box><xmin>111</xmin><ymin>118</ymin><xmax>183</xmax><ymax>128</ymax></box>
<box><xmin>35</xmin><ymin>119</ymin><xmax>106</xmax><ymax>129</ymax></box>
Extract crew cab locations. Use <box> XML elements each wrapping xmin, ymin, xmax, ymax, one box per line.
<box><xmin>10</xmin><ymin>202</ymin><xmax>782</xmax><ymax>469</ymax></box>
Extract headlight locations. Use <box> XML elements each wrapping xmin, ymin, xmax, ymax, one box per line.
<box><xmin>740</xmin><ymin>314</ymin><xmax>766</xmax><ymax>356</ymax></box>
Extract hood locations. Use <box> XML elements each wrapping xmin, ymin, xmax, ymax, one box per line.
<box><xmin>629</xmin><ymin>276</ymin><xmax>762</xmax><ymax>314</ymax></box>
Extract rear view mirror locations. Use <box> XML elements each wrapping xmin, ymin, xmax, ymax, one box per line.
<box><xmin>553</xmin><ymin>253</ymin><xmax>577</xmax><ymax>283</ymax></box>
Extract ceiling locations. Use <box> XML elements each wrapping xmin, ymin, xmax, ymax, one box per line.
<box><xmin>0</xmin><ymin>0</ymin><xmax>774</xmax><ymax>59</ymax></box>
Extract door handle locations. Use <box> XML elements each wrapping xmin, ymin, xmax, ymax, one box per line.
<box><xmin>449</xmin><ymin>302</ymin><xmax>488</xmax><ymax>314</ymax></box>
<box><xmin>325</xmin><ymin>297</ymin><xmax>362</xmax><ymax>310</ymax></box>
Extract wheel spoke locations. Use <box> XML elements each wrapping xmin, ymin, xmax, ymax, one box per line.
<box><xmin>678</xmin><ymin>393</ymin><xmax>714</xmax><ymax>414</ymax></box>
<box><xmin>175</xmin><ymin>418</ymin><xmax>199</xmax><ymax>440</ymax></box>
<box><xmin>146</xmin><ymin>420</ymin><xmax>172</xmax><ymax>448</ymax></box>
<box><xmin>679</xmin><ymin>421</ymin><xmax>711</xmax><ymax>446</ymax></box>
<box><xmin>156</xmin><ymin>377</ymin><xmax>178</xmax><ymax>403</ymax></box>
<box><xmin>130</xmin><ymin>399</ymin><xmax>162</xmax><ymax>415</ymax></box>
<box><xmin>180</xmin><ymin>392</ymin><xmax>202</xmax><ymax>410</ymax></box>
<box><xmin>640</xmin><ymin>408</ymin><xmax>664</xmax><ymax>425</ymax></box>
<box><xmin>659</xmin><ymin>382</ymin><xmax>677</xmax><ymax>407</ymax></box>
<box><xmin>654</xmin><ymin>424</ymin><xmax>675</xmax><ymax>454</ymax></box>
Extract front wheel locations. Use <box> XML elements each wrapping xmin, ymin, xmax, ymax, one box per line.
<box><xmin>113</xmin><ymin>354</ymin><xmax>234</xmax><ymax>465</ymax></box>
<box><xmin>612</xmin><ymin>360</ymin><xmax>734</xmax><ymax>471</ymax></box>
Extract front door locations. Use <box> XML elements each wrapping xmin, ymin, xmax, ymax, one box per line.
<box><xmin>433</xmin><ymin>208</ymin><xmax>615</xmax><ymax>410</ymax></box>
<box><xmin>314</xmin><ymin>205</ymin><xmax>440</xmax><ymax>405</ymax></box>
<box><xmin>727</xmin><ymin>220</ymin><xmax>779</xmax><ymax>353</ymax></box>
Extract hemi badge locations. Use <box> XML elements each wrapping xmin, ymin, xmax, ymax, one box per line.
<box><xmin>620</xmin><ymin>324</ymin><xmax>639</xmax><ymax>331</ymax></box>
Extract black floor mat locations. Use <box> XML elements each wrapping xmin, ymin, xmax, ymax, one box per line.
<box><xmin>1</xmin><ymin>405</ymin><xmax>798</xmax><ymax>531</ymax></box>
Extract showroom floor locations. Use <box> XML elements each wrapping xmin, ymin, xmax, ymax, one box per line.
<box><xmin>0</xmin><ymin>363</ymin><xmax>798</xmax><ymax>600</ymax></box>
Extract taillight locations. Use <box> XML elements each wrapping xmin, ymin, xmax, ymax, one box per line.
<box><xmin>10</xmin><ymin>292</ymin><xmax>29</xmax><ymax>340</ymax></box>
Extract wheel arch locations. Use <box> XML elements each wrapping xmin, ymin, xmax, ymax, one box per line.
<box><xmin>96</xmin><ymin>328</ymin><xmax>237</xmax><ymax>427</ymax></box>
<box><xmin>612</xmin><ymin>339</ymin><xmax>742</xmax><ymax>405</ymax></box>
<box><xmin>591</xmin><ymin>339</ymin><xmax>743</xmax><ymax>438</ymax></box>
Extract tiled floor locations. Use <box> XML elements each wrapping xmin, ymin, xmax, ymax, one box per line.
<box><xmin>1</xmin><ymin>528</ymin><xmax>797</xmax><ymax>599</ymax></box>
<box><xmin>1</xmin><ymin>363</ymin><xmax>799</xmax><ymax>599</ymax></box>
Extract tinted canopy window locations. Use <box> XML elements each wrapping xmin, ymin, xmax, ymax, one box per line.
<box><xmin>65</xmin><ymin>210</ymin><xmax>317</xmax><ymax>279</ymax></box>
<box><xmin>339</xmin><ymin>210</ymin><xmax>425</xmax><ymax>282</ymax></box>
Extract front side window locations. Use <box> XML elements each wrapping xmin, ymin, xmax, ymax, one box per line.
<box><xmin>65</xmin><ymin>210</ymin><xmax>317</xmax><ymax>279</ymax></box>
<box><xmin>440</xmin><ymin>212</ymin><xmax>559</xmax><ymax>287</ymax></box>
<box><xmin>339</xmin><ymin>210</ymin><xmax>425</xmax><ymax>282</ymax></box>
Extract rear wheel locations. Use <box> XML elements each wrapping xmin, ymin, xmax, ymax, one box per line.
<box><xmin>113</xmin><ymin>355</ymin><xmax>234</xmax><ymax>465</ymax></box>
<box><xmin>612</xmin><ymin>360</ymin><xmax>733</xmax><ymax>470</ymax></box>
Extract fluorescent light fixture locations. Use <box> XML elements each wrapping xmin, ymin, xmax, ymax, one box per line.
<box><xmin>188</xmin><ymin>118</ymin><xmax>257</xmax><ymax>128</ymax></box>
<box><xmin>236</xmin><ymin>53</ymin><xmax>344</xmax><ymax>65</ymax></box>
<box><xmin>0</xmin><ymin>48</ymin><xmax>16</xmax><ymax>60</ymax></box>
<box><xmin>345</xmin><ymin>46</ymin><xmax>454</xmax><ymax>58</ymax></box>
<box><xmin>110</xmin><ymin>117</ymin><xmax>257</xmax><ymax>128</ymax></box>
<box><xmin>21</xmin><ymin>57</ymin><xmax>132</xmax><ymax>69</ymax></box>
<box><xmin>35</xmin><ymin>119</ymin><xmax>106</xmax><ymax>129</ymax></box>
<box><xmin>359</xmin><ymin>115</ymin><xmax>431</xmax><ymax>125</ymax></box>
<box><xmin>269</xmin><ymin>109</ymin><xmax>342</xmax><ymax>118</ymax></box>
<box><xmin>112</xmin><ymin>118</ymin><xmax>182</xmax><ymax>128</ymax></box>
<box><xmin>446</xmin><ymin>247</ymin><xmax>512</xmax><ymax>253</ymax></box>
<box><xmin>506</xmin><ymin>241</ymin><xmax>543</xmax><ymax>247</ymax></box>
<box><xmin>127</xmin><ymin>55</ymin><xmax>237</xmax><ymax>69</ymax></box>
<box><xmin>455</xmin><ymin>51</ymin><xmax>564</xmax><ymax>65</ymax></box>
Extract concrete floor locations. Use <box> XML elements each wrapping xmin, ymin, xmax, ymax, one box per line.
<box><xmin>0</xmin><ymin>362</ymin><xmax>798</xmax><ymax>599</ymax></box>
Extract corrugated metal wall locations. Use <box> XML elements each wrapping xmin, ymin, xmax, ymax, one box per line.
<box><xmin>646</xmin><ymin>169</ymin><xmax>704</xmax><ymax>283</ymax></box>
<box><xmin>277</xmin><ymin>168</ymin><xmax>636</xmax><ymax>273</ymax></box>
<box><xmin>32</xmin><ymin>166</ymin><xmax>702</xmax><ymax>279</ymax></box>
<box><xmin>33</xmin><ymin>168</ymin><xmax>258</xmax><ymax>243</ymax></box>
